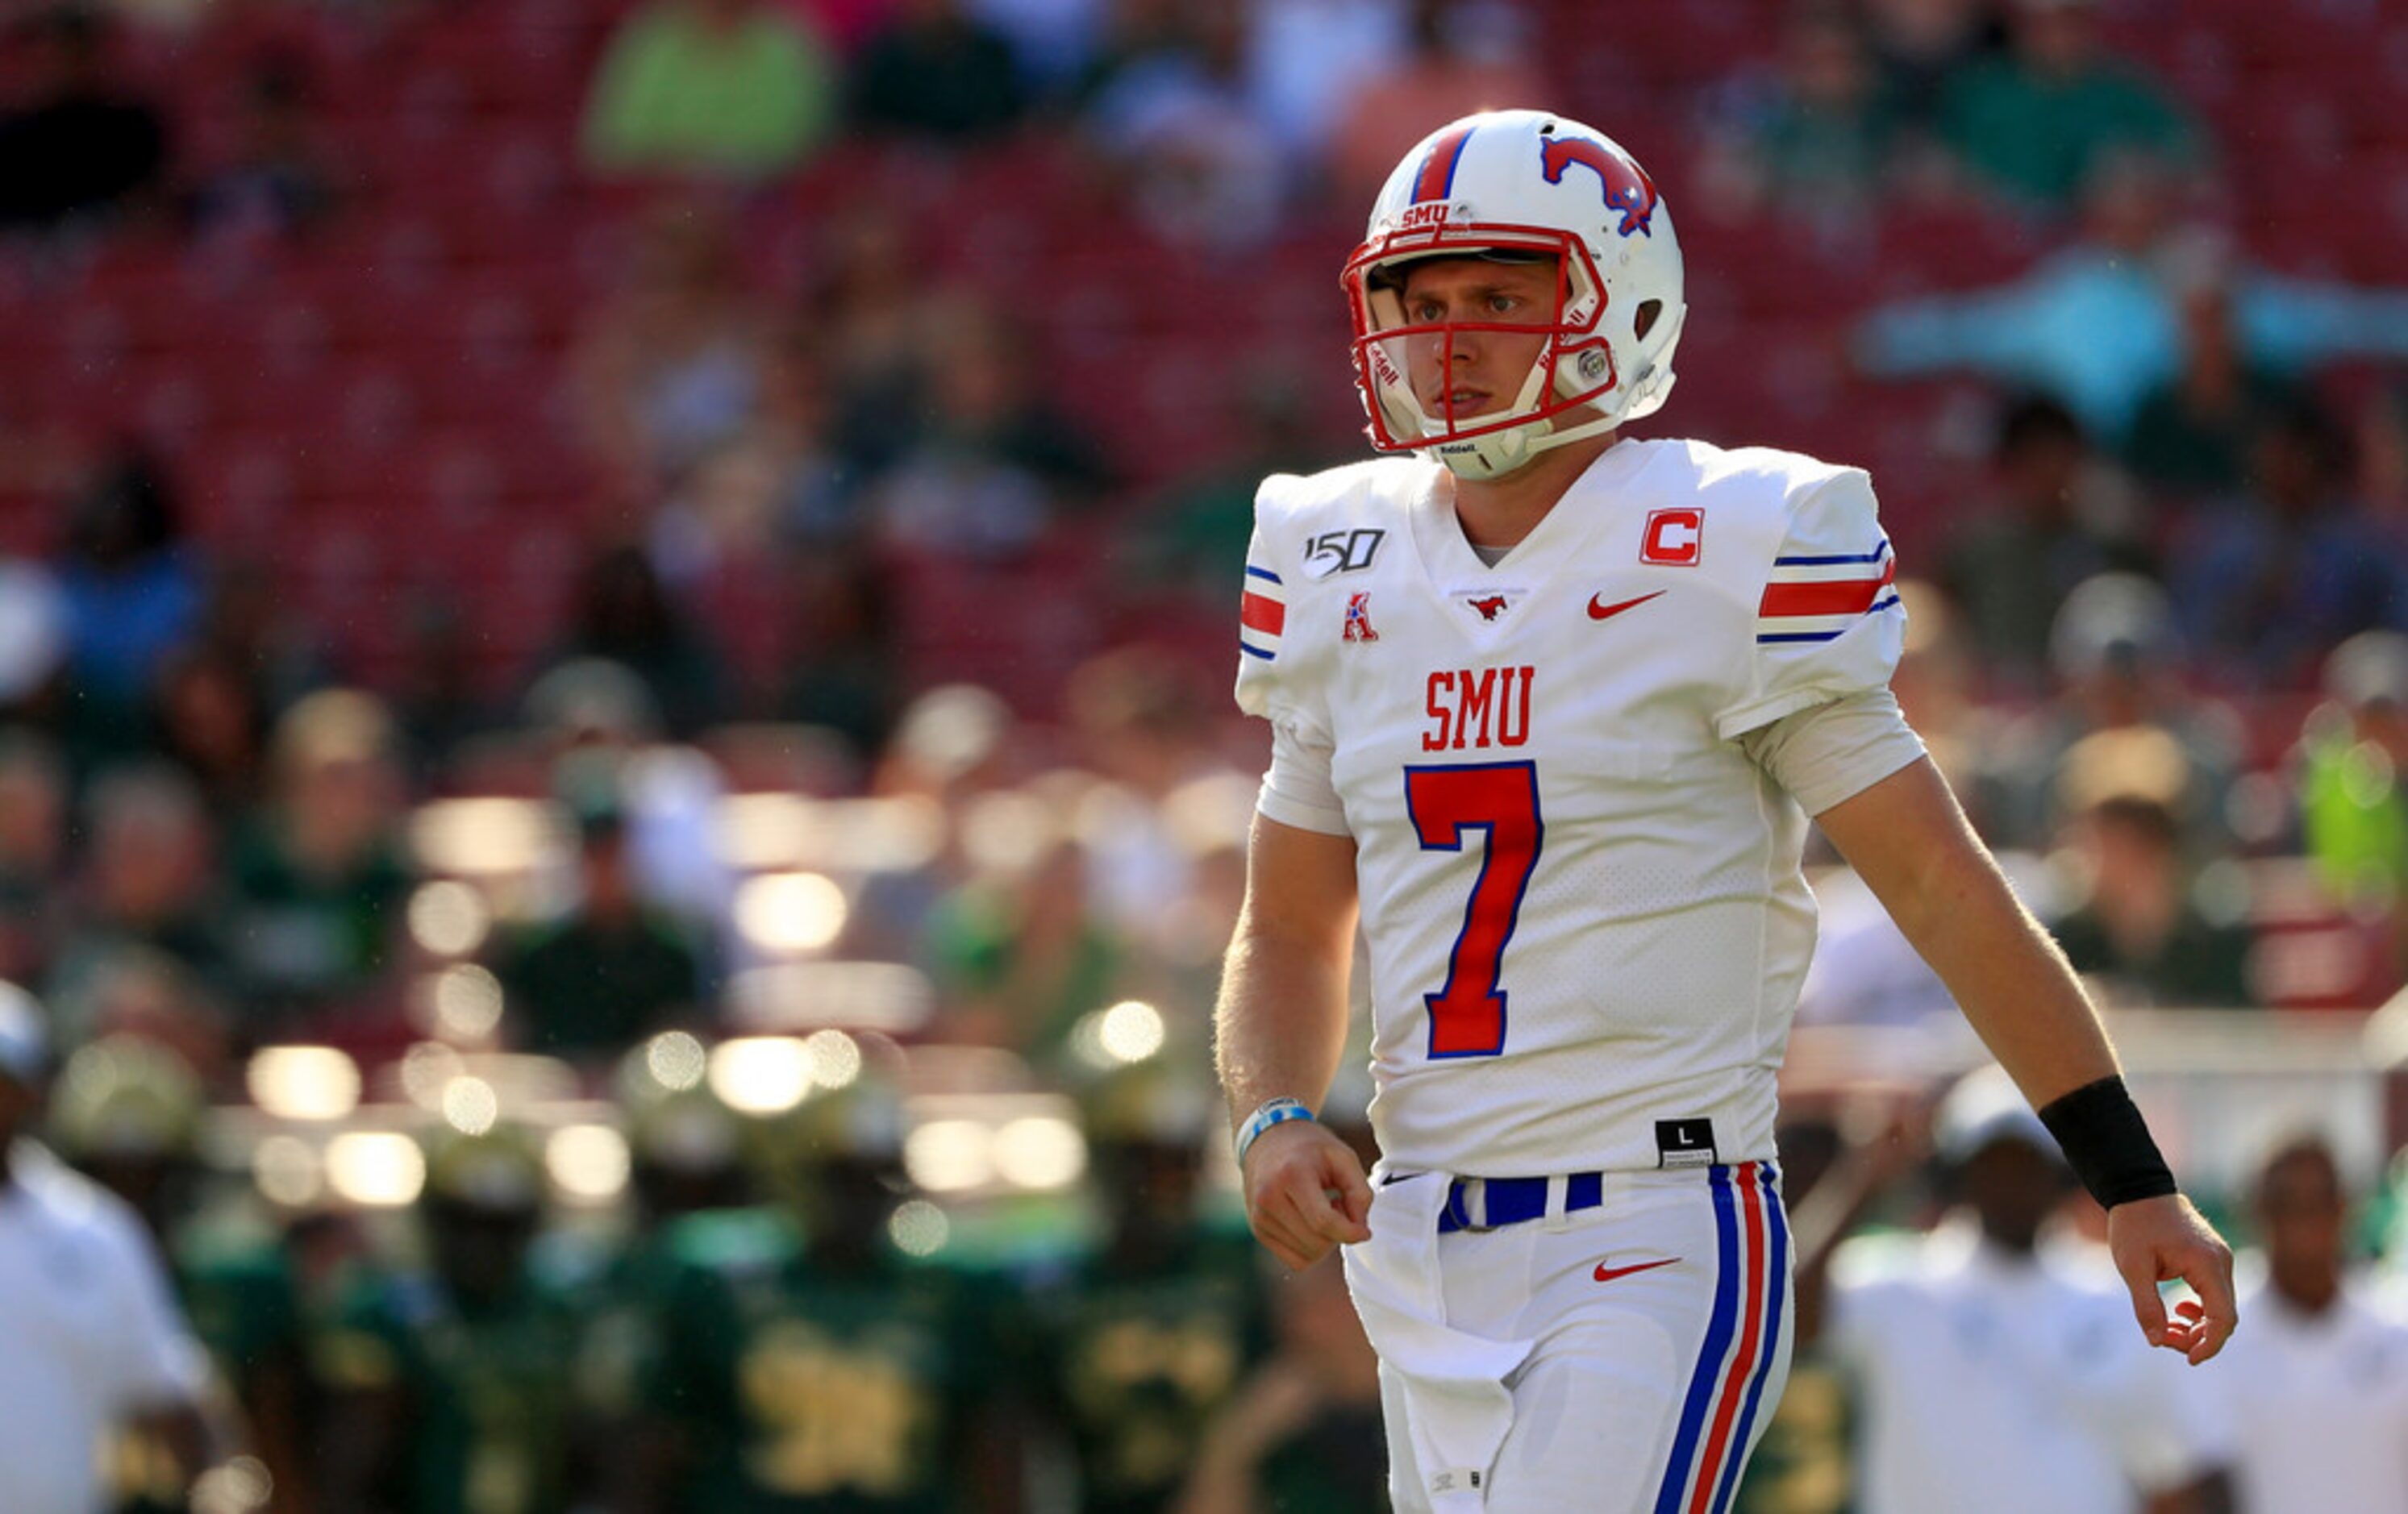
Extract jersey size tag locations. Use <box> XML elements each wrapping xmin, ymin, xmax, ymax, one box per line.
<box><xmin>1430</xmin><ymin>1468</ymin><xmax>1485</xmax><ymax>1495</ymax></box>
<box><xmin>1656</xmin><ymin>1118</ymin><xmax>1718</xmax><ymax>1169</ymax></box>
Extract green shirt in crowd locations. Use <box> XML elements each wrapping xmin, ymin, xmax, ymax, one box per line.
<box><xmin>583</xmin><ymin>2</ymin><xmax>836</xmax><ymax>180</ymax></box>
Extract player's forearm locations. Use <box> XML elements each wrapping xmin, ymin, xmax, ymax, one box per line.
<box><xmin>1213</xmin><ymin>925</ymin><xmax>1355</xmax><ymax>1131</ymax></box>
<box><xmin>1893</xmin><ymin>836</ymin><xmax>2121</xmax><ymax>1105</ymax></box>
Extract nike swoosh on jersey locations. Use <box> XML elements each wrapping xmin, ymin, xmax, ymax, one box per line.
<box><xmin>1586</xmin><ymin>590</ymin><xmax>1666</xmax><ymax>621</ymax></box>
<box><xmin>1594</xmin><ymin>1256</ymin><xmax>1682</xmax><ymax>1283</ymax></box>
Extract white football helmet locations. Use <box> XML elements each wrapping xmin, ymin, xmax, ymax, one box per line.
<box><xmin>1344</xmin><ymin>109</ymin><xmax>1687</xmax><ymax>480</ymax></box>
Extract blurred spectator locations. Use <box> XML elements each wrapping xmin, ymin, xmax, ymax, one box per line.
<box><xmin>1065</xmin><ymin>647</ymin><xmax>1230</xmax><ymax>953</ymax></box>
<box><xmin>930</xmin><ymin>827</ymin><xmax>1132</xmax><ymax>1057</ymax></box>
<box><xmin>1081</xmin><ymin>3</ymin><xmax>1283</xmax><ymax>251</ymax></box>
<box><xmin>498</xmin><ymin>794</ymin><xmax>707</xmax><ymax>1061</ymax></box>
<box><xmin>0</xmin><ymin>6</ymin><xmax>169</xmax><ymax>238</ymax></box>
<box><xmin>149</xmin><ymin>646</ymin><xmax>273</xmax><ymax>826</ymax></box>
<box><xmin>315</xmin><ymin>1125</ymin><xmax>590</xmax><ymax>1514</ymax></box>
<box><xmin>574</xmin><ymin>202</ymin><xmax>772</xmax><ymax>504</ymax></box>
<box><xmin>0</xmin><ymin>733</ymin><xmax>69</xmax><ymax>988</ymax></box>
<box><xmin>1981</xmin><ymin>573</ymin><xmax>2244</xmax><ymax>854</ymax></box>
<box><xmin>813</xmin><ymin>206</ymin><xmax>933</xmax><ymax>477</ymax></box>
<box><xmin>1325</xmin><ymin>0</ymin><xmax>1545</xmax><ymax>209</ymax></box>
<box><xmin>840</xmin><ymin>683</ymin><xmax>1020</xmax><ymax>962</ymax></box>
<box><xmin>2168</xmin><ymin>397</ymin><xmax>2408</xmax><ymax>687</ymax></box>
<box><xmin>1244</xmin><ymin>0</ymin><xmax>1406</xmax><ymax>159</ymax></box>
<box><xmin>1856</xmin><ymin>153</ymin><xmax>2180</xmax><ymax>439</ymax></box>
<box><xmin>1072</xmin><ymin>0</ymin><xmax>1204</xmax><ymax>103</ymax></box>
<box><xmin>870</xmin><ymin>296</ymin><xmax>1112</xmax><ymax>558</ymax></box>
<box><xmin>185</xmin><ymin>55</ymin><xmax>340</xmax><ymax>249</ymax></box>
<box><xmin>1857</xmin><ymin>164</ymin><xmax>2408</xmax><ymax>441</ymax></box>
<box><xmin>2120</xmin><ymin>243</ymin><xmax>2302</xmax><ymax>499</ymax></box>
<box><xmin>194</xmin><ymin>559</ymin><xmax>331</xmax><ymax>718</ymax></box>
<box><xmin>2297</xmin><ymin>631</ymin><xmax>2408</xmax><ymax>916</ymax></box>
<box><xmin>1937</xmin><ymin>395</ymin><xmax>2151</xmax><ymax>684</ymax></box>
<box><xmin>2361</xmin><ymin>386</ymin><xmax>2408</xmax><ymax>529</ymax></box>
<box><xmin>0</xmin><ymin>984</ymin><xmax>224</xmax><ymax>1514</ymax></box>
<box><xmin>522</xmin><ymin>663</ymin><xmax>744</xmax><ymax>968</ymax></box>
<box><xmin>0</xmin><ymin>557</ymin><xmax>71</xmax><ymax>729</ymax></box>
<box><xmin>776</xmin><ymin>549</ymin><xmax>904</xmax><ymax>764</ymax></box>
<box><xmin>225</xmin><ymin>690</ymin><xmax>415</xmax><ymax>1034</ymax></box>
<box><xmin>917</xmin><ymin>293</ymin><xmax>1113</xmax><ymax>500</ymax></box>
<box><xmin>1174</xmin><ymin>1250</ymin><xmax>1384</xmax><ymax>1514</ymax></box>
<box><xmin>54</xmin><ymin>447</ymin><xmax>205</xmax><ymax>757</ymax></box>
<box><xmin>2047</xmin><ymin>789</ymin><xmax>2256</xmax><ymax>1009</ymax></box>
<box><xmin>850</xmin><ymin>0</ymin><xmax>1028</xmax><ymax>142</ymax></box>
<box><xmin>1938</xmin><ymin>0</ymin><xmax>2199</xmax><ymax>211</ymax></box>
<box><xmin>581</xmin><ymin>0</ymin><xmax>838</xmax><ymax>181</ymax></box>
<box><xmin>969</xmin><ymin>0</ymin><xmax>1106</xmax><ymax>94</ymax></box>
<box><xmin>1695</xmin><ymin>6</ymin><xmax>1901</xmax><ymax>224</ymax></box>
<box><xmin>543</xmin><ymin>547</ymin><xmax>731</xmax><ymax>739</ymax></box>
<box><xmin>1822</xmin><ymin>1067</ymin><xmax>2235</xmax><ymax>1513</ymax></box>
<box><xmin>387</xmin><ymin>600</ymin><xmax>496</xmax><ymax>787</ymax></box>
<box><xmin>1029</xmin><ymin>1054</ymin><xmax>1267</xmax><ymax>1512</ymax></box>
<box><xmin>651</xmin><ymin>344</ymin><xmax>859</xmax><ymax>584</ymax></box>
<box><xmin>48</xmin><ymin>763</ymin><xmax>231</xmax><ymax>1045</ymax></box>
<box><xmin>2209</xmin><ymin>1134</ymin><xmax>2408</xmax><ymax>1514</ymax></box>
<box><xmin>1126</xmin><ymin>368</ymin><xmax>1341</xmax><ymax>606</ymax></box>
<box><xmin>1862</xmin><ymin>0</ymin><xmax>2002</xmax><ymax>136</ymax></box>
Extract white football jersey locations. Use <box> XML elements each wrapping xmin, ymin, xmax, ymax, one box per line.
<box><xmin>1235</xmin><ymin>439</ymin><xmax>1908</xmax><ymax>1177</ymax></box>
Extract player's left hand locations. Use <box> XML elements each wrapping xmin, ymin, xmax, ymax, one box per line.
<box><xmin>2106</xmin><ymin>1192</ymin><xmax>2236</xmax><ymax>1365</ymax></box>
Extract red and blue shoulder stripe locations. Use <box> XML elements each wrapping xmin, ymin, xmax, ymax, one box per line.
<box><xmin>1240</xmin><ymin>564</ymin><xmax>1285</xmax><ymax>662</ymax></box>
<box><xmin>1756</xmin><ymin>540</ymin><xmax>1899</xmax><ymax>644</ymax></box>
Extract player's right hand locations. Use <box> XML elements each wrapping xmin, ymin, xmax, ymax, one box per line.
<box><xmin>1241</xmin><ymin>1118</ymin><xmax>1373</xmax><ymax>1271</ymax></box>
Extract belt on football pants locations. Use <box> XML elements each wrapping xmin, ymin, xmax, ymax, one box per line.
<box><xmin>1437</xmin><ymin>1171</ymin><xmax>1606</xmax><ymax>1233</ymax></box>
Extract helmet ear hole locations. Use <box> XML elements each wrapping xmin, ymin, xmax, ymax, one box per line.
<box><xmin>1635</xmin><ymin>299</ymin><xmax>1662</xmax><ymax>340</ymax></box>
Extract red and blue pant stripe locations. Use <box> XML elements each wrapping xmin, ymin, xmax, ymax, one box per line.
<box><xmin>1653</xmin><ymin>1161</ymin><xmax>1789</xmax><ymax>1514</ymax></box>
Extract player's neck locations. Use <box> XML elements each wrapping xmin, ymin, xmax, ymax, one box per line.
<box><xmin>1448</xmin><ymin>431</ymin><xmax>1619</xmax><ymax>554</ymax></box>
<box><xmin>2271</xmin><ymin>1263</ymin><xmax>2340</xmax><ymax>1317</ymax></box>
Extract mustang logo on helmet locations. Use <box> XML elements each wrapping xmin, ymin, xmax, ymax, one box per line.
<box><xmin>1538</xmin><ymin>135</ymin><xmax>1658</xmax><ymax>238</ymax></box>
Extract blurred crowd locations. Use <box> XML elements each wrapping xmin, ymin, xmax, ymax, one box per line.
<box><xmin>5</xmin><ymin>0</ymin><xmax>2408</xmax><ymax>1510</ymax></box>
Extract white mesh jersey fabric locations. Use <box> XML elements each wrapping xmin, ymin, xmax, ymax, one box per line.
<box><xmin>1235</xmin><ymin>439</ymin><xmax>1907</xmax><ymax>1177</ymax></box>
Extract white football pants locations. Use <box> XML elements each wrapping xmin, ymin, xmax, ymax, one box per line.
<box><xmin>1343</xmin><ymin>1162</ymin><xmax>1793</xmax><ymax>1514</ymax></box>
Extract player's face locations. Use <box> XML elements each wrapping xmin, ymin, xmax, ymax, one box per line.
<box><xmin>1396</xmin><ymin>257</ymin><xmax>1560</xmax><ymax>423</ymax></box>
<box><xmin>2256</xmin><ymin>1148</ymin><xmax>2346</xmax><ymax>1279</ymax></box>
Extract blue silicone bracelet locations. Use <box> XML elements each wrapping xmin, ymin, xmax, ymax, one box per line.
<box><xmin>1235</xmin><ymin>1097</ymin><xmax>1315</xmax><ymax>1167</ymax></box>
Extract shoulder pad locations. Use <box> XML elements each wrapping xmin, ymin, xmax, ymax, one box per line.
<box><xmin>1672</xmin><ymin>439</ymin><xmax>1861</xmax><ymax>505</ymax></box>
<box><xmin>1256</xmin><ymin>458</ymin><xmax>1433</xmax><ymax>532</ymax></box>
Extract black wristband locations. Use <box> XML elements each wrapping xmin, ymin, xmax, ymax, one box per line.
<box><xmin>2036</xmin><ymin>1075</ymin><xmax>2177</xmax><ymax>1209</ymax></box>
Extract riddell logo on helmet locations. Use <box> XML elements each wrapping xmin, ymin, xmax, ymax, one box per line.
<box><xmin>1539</xmin><ymin>136</ymin><xmax>1658</xmax><ymax>238</ymax></box>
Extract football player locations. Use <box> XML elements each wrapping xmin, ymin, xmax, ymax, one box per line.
<box><xmin>1212</xmin><ymin>109</ymin><xmax>2235</xmax><ymax>1514</ymax></box>
<box><xmin>1024</xmin><ymin>1056</ymin><xmax>1268</xmax><ymax>1513</ymax></box>
<box><xmin>629</xmin><ymin>1074</ymin><xmax>1014</xmax><ymax>1512</ymax></box>
<box><xmin>313</xmin><ymin>1124</ymin><xmax>588</xmax><ymax>1514</ymax></box>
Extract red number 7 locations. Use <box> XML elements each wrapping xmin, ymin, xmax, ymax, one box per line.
<box><xmin>1403</xmin><ymin>762</ymin><xmax>1544</xmax><ymax>1058</ymax></box>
